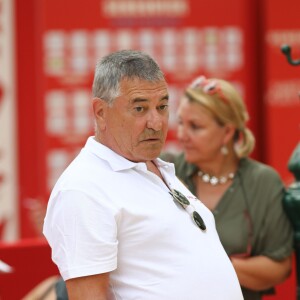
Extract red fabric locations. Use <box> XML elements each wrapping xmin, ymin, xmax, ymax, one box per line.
<box><xmin>0</xmin><ymin>238</ymin><xmax>59</xmax><ymax>300</ymax></box>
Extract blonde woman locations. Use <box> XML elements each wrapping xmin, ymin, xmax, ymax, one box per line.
<box><xmin>165</xmin><ymin>76</ymin><xmax>294</xmax><ymax>300</ymax></box>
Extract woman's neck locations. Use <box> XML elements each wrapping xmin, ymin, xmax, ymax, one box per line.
<box><xmin>195</xmin><ymin>154</ymin><xmax>239</xmax><ymax>177</ymax></box>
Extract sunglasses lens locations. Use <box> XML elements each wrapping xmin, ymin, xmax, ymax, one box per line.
<box><xmin>172</xmin><ymin>190</ymin><xmax>190</xmax><ymax>205</ymax></box>
<box><xmin>169</xmin><ymin>190</ymin><xmax>190</xmax><ymax>207</ymax></box>
<box><xmin>192</xmin><ymin>211</ymin><xmax>206</xmax><ymax>231</ymax></box>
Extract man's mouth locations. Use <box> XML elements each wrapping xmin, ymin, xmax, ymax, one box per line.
<box><xmin>143</xmin><ymin>138</ymin><xmax>160</xmax><ymax>142</ymax></box>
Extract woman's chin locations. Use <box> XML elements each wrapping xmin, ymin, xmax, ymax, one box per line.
<box><xmin>184</xmin><ymin>153</ymin><xmax>198</xmax><ymax>164</ymax></box>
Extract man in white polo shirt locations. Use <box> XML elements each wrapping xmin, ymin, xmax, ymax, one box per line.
<box><xmin>43</xmin><ymin>50</ymin><xmax>243</xmax><ymax>300</ymax></box>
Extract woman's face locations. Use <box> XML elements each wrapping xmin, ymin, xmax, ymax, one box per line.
<box><xmin>177</xmin><ymin>96</ymin><xmax>228</xmax><ymax>164</ymax></box>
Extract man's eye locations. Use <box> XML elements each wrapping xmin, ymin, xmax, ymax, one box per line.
<box><xmin>159</xmin><ymin>105</ymin><xmax>169</xmax><ymax>111</ymax></box>
<box><xmin>134</xmin><ymin>107</ymin><xmax>144</xmax><ymax>112</ymax></box>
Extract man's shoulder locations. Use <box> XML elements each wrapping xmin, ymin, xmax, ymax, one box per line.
<box><xmin>52</xmin><ymin>150</ymin><xmax>113</xmax><ymax>193</ymax></box>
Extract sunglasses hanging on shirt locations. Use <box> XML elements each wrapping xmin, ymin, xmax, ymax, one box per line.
<box><xmin>169</xmin><ymin>189</ymin><xmax>206</xmax><ymax>231</ymax></box>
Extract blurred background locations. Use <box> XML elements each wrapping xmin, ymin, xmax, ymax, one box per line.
<box><xmin>0</xmin><ymin>0</ymin><xmax>299</xmax><ymax>298</ymax></box>
<box><xmin>0</xmin><ymin>0</ymin><xmax>299</xmax><ymax>241</ymax></box>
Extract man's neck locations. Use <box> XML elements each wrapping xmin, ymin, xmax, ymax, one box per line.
<box><xmin>146</xmin><ymin>160</ymin><xmax>163</xmax><ymax>180</ymax></box>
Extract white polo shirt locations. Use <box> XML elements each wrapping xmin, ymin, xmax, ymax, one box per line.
<box><xmin>43</xmin><ymin>137</ymin><xmax>243</xmax><ymax>300</ymax></box>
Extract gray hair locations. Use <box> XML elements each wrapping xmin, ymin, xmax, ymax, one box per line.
<box><xmin>92</xmin><ymin>50</ymin><xmax>165</xmax><ymax>105</ymax></box>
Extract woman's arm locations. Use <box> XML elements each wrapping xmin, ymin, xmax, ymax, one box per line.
<box><xmin>231</xmin><ymin>254</ymin><xmax>292</xmax><ymax>291</ymax></box>
<box><xmin>66</xmin><ymin>273</ymin><xmax>110</xmax><ymax>300</ymax></box>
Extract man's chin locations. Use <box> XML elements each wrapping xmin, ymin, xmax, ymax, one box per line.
<box><xmin>126</xmin><ymin>148</ymin><xmax>162</xmax><ymax>162</ymax></box>
<box><xmin>141</xmin><ymin>148</ymin><xmax>163</xmax><ymax>161</ymax></box>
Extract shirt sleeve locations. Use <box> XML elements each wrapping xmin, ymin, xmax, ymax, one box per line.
<box><xmin>254</xmin><ymin>169</ymin><xmax>294</xmax><ymax>261</ymax></box>
<box><xmin>43</xmin><ymin>189</ymin><xmax>118</xmax><ymax>280</ymax></box>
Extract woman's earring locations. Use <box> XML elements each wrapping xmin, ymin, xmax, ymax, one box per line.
<box><xmin>221</xmin><ymin>145</ymin><xmax>229</xmax><ymax>155</ymax></box>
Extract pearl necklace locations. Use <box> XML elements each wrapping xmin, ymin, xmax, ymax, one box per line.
<box><xmin>197</xmin><ymin>170</ymin><xmax>235</xmax><ymax>186</ymax></box>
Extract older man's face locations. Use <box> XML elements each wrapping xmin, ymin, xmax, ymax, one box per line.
<box><xmin>96</xmin><ymin>77</ymin><xmax>169</xmax><ymax>162</ymax></box>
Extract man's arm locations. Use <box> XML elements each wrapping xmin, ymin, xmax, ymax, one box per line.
<box><xmin>66</xmin><ymin>273</ymin><xmax>110</xmax><ymax>300</ymax></box>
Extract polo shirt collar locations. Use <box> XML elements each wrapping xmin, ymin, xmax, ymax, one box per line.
<box><xmin>84</xmin><ymin>136</ymin><xmax>173</xmax><ymax>173</ymax></box>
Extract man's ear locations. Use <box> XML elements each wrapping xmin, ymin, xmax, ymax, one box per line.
<box><xmin>92</xmin><ymin>97</ymin><xmax>107</xmax><ymax>131</ymax></box>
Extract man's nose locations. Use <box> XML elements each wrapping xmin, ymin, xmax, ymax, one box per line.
<box><xmin>146</xmin><ymin>111</ymin><xmax>163</xmax><ymax>131</ymax></box>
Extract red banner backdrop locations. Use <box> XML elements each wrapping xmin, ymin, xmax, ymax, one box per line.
<box><xmin>15</xmin><ymin>0</ymin><xmax>258</xmax><ymax>238</ymax></box>
<box><xmin>12</xmin><ymin>0</ymin><xmax>298</xmax><ymax>299</ymax></box>
<box><xmin>263</xmin><ymin>0</ymin><xmax>300</xmax><ymax>183</ymax></box>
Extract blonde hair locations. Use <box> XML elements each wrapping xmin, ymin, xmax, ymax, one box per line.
<box><xmin>185</xmin><ymin>77</ymin><xmax>255</xmax><ymax>158</ymax></box>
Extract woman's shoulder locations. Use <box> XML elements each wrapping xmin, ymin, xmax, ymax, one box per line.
<box><xmin>240</xmin><ymin>157</ymin><xmax>283</xmax><ymax>184</ymax></box>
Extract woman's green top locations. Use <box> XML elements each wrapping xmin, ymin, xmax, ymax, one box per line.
<box><xmin>163</xmin><ymin>153</ymin><xmax>294</xmax><ymax>300</ymax></box>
